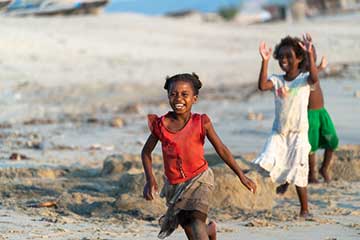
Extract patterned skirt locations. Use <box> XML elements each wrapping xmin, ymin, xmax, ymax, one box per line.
<box><xmin>158</xmin><ymin>168</ymin><xmax>214</xmax><ymax>239</ymax></box>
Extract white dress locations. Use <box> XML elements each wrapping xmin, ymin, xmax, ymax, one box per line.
<box><xmin>253</xmin><ymin>72</ymin><xmax>311</xmax><ymax>187</ymax></box>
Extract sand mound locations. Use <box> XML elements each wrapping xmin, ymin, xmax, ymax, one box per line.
<box><xmin>331</xmin><ymin>145</ymin><xmax>360</xmax><ymax>181</ymax></box>
<box><xmin>211</xmin><ymin>163</ymin><xmax>275</xmax><ymax>211</ymax></box>
<box><xmin>111</xmin><ymin>154</ymin><xmax>276</xmax><ymax>218</ymax></box>
<box><xmin>0</xmin><ymin>166</ymin><xmax>67</xmax><ymax>179</ymax></box>
<box><xmin>0</xmin><ymin>145</ymin><xmax>358</xmax><ymax>221</ymax></box>
<box><xmin>101</xmin><ymin>154</ymin><xmax>143</xmax><ymax>176</ymax></box>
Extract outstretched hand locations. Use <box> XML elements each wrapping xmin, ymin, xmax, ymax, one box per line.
<box><xmin>259</xmin><ymin>41</ymin><xmax>272</xmax><ymax>61</ymax></box>
<box><xmin>298</xmin><ymin>32</ymin><xmax>313</xmax><ymax>53</ymax></box>
<box><xmin>143</xmin><ymin>178</ymin><xmax>158</xmax><ymax>200</ymax></box>
<box><xmin>319</xmin><ymin>56</ymin><xmax>328</xmax><ymax>70</ymax></box>
<box><xmin>240</xmin><ymin>175</ymin><xmax>257</xmax><ymax>194</ymax></box>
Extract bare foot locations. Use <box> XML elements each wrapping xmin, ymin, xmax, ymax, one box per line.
<box><xmin>207</xmin><ymin>221</ymin><xmax>217</xmax><ymax>240</ymax></box>
<box><xmin>299</xmin><ymin>211</ymin><xmax>313</xmax><ymax>220</ymax></box>
<box><xmin>276</xmin><ymin>183</ymin><xmax>289</xmax><ymax>195</ymax></box>
<box><xmin>308</xmin><ymin>177</ymin><xmax>319</xmax><ymax>184</ymax></box>
<box><xmin>319</xmin><ymin>167</ymin><xmax>331</xmax><ymax>183</ymax></box>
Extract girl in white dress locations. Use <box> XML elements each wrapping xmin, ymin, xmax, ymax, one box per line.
<box><xmin>253</xmin><ymin>33</ymin><xmax>318</xmax><ymax>218</ymax></box>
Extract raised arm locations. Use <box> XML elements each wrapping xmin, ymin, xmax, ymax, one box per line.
<box><xmin>204</xmin><ymin>118</ymin><xmax>256</xmax><ymax>193</ymax></box>
<box><xmin>317</xmin><ymin>56</ymin><xmax>327</xmax><ymax>73</ymax></box>
<box><xmin>141</xmin><ymin>134</ymin><xmax>159</xmax><ymax>200</ymax></box>
<box><xmin>258</xmin><ymin>41</ymin><xmax>274</xmax><ymax>91</ymax></box>
<box><xmin>299</xmin><ymin>33</ymin><xmax>319</xmax><ymax>84</ymax></box>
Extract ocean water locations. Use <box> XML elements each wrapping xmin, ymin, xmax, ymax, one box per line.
<box><xmin>106</xmin><ymin>0</ymin><xmax>241</xmax><ymax>14</ymax></box>
<box><xmin>105</xmin><ymin>0</ymin><xmax>291</xmax><ymax>15</ymax></box>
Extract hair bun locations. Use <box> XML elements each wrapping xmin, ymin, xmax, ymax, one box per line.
<box><xmin>192</xmin><ymin>72</ymin><xmax>202</xmax><ymax>90</ymax></box>
<box><xmin>164</xmin><ymin>76</ymin><xmax>171</xmax><ymax>90</ymax></box>
<box><xmin>192</xmin><ymin>72</ymin><xmax>199</xmax><ymax>80</ymax></box>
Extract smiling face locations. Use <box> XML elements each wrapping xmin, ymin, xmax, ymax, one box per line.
<box><xmin>278</xmin><ymin>45</ymin><xmax>303</xmax><ymax>73</ymax></box>
<box><xmin>168</xmin><ymin>80</ymin><xmax>198</xmax><ymax>115</ymax></box>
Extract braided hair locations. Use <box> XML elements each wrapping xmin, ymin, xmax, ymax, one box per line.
<box><xmin>164</xmin><ymin>73</ymin><xmax>202</xmax><ymax>95</ymax></box>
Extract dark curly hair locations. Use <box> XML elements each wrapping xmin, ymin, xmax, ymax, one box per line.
<box><xmin>273</xmin><ymin>36</ymin><xmax>307</xmax><ymax>70</ymax></box>
<box><xmin>164</xmin><ymin>73</ymin><xmax>202</xmax><ymax>96</ymax></box>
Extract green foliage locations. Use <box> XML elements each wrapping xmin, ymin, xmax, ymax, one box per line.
<box><xmin>218</xmin><ymin>5</ymin><xmax>239</xmax><ymax>21</ymax></box>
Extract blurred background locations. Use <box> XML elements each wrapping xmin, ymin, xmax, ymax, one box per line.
<box><xmin>2</xmin><ymin>0</ymin><xmax>360</xmax><ymax>19</ymax></box>
<box><xmin>0</xmin><ymin>1</ymin><xmax>359</xmax><ymax>239</ymax></box>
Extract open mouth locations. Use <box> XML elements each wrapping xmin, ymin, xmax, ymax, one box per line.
<box><xmin>175</xmin><ymin>103</ymin><xmax>185</xmax><ymax>110</ymax></box>
<box><xmin>280</xmin><ymin>62</ymin><xmax>289</xmax><ymax>71</ymax></box>
<box><xmin>281</xmin><ymin>62</ymin><xmax>288</xmax><ymax>68</ymax></box>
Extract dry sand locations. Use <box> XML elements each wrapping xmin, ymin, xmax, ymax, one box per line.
<box><xmin>0</xmin><ymin>12</ymin><xmax>359</xmax><ymax>239</ymax></box>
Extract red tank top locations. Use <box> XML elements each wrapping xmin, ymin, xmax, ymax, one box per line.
<box><xmin>148</xmin><ymin>112</ymin><xmax>209</xmax><ymax>184</ymax></box>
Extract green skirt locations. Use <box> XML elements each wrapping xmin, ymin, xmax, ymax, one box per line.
<box><xmin>308</xmin><ymin>107</ymin><xmax>339</xmax><ymax>153</ymax></box>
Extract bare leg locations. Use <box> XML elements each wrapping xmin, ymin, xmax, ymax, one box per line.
<box><xmin>276</xmin><ymin>182</ymin><xmax>289</xmax><ymax>194</ymax></box>
<box><xmin>179</xmin><ymin>211</ymin><xmax>209</xmax><ymax>240</ymax></box>
<box><xmin>308</xmin><ymin>153</ymin><xmax>319</xmax><ymax>184</ymax></box>
<box><xmin>182</xmin><ymin>224</ymin><xmax>194</xmax><ymax>240</ymax></box>
<box><xmin>207</xmin><ymin>221</ymin><xmax>217</xmax><ymax>240</ymax></box>
<box><xmin>319</xmin><ymin>149</ymin><xmax>333</xmax><ymax>183</ymax></box>
<box><xmin>181</xmin><ymin>219</ymin><xmax>209</xmax><ymax>240</ymax></box>
<box><xmin>191</xmin><ymin>219</ymin><xmax>209</xmax><ymax>240</ymax></box>
<box><xmin>295</xmin><ymin>186</ymin><xmax>309</xmax><ymax>217</ymax></box>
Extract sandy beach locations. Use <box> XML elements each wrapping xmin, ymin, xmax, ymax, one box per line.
<box><xmin>0</xmin><ymin>12</ymin><xmax>359</xmax><ymax>239</ymax></box>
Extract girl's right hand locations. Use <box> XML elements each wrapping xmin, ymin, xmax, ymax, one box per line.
<box><xmin>240</xmin><ymin>175</ymin><xmax>257</xmax><ymax>194</ymax></box>
<box><xmin>259</xmin><ymin>41</ymin><xmax>272</xmax><ymax>61</ymax></box>
<box><xmin>143</xmin><ymin>178</ymin><xmax>158</xmax><ymax>200</ymax></box>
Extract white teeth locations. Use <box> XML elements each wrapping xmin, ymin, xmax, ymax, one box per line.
<box><xmin>175</xmin><ymin>104</ymin><xmax>184</xmax><ymax>109</ymax></box>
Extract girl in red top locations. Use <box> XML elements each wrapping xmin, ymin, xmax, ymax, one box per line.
<box><xmin>141</xmin><ymin>73</ymin><xmax>256</xmax><ymax>240</ymax></box>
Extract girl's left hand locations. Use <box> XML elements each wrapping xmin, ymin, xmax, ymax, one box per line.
<box><xmin>298</xmin><ymin>32</ymin><xmax>313</xmax><ymax>53</ymax></box>
<box><xmin>240</xmin><ymin>175</ymin><xmax>257</xmax><ymax>194</ymax></box>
